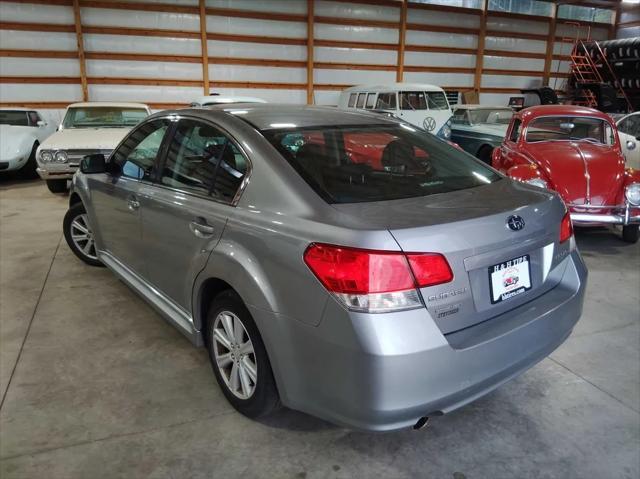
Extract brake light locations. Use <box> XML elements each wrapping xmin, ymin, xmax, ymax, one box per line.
<box><xmin>560</xmin><ymin>212</ymin><xmax>573</xmax><ymax>243</ymax></box>
<box><xmin>303</xmin><ymin>243</ymin><xmax>453</xmax><ymax>313</ymax></box>
<box><xmin>407</xmin><ymin>253</ymin><xmax>454</xmax><ymax>288</ymax></box>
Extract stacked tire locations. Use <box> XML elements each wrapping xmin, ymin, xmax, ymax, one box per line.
<box><xmin>589</xmin><ymin>38</ymin><xmax>640</xmax><ymax>110</ymax></box>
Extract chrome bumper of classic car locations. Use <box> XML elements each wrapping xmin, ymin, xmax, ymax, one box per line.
<box><xmin>36</xmin><ymin>165</ymin><xmax>76</xmax><ymax>180</ymax></box>
<box><xmin>569</xmin><ymin>203</ymin><xmax>640</xmax><ymax>225</ymax></box>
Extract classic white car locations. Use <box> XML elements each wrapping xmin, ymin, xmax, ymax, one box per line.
<box><xmin>0</xmin><ymin>108</ymin><xmax>55</xmax><ymax>178</ymax></box>
<box><xmin>37</xmin><ymin>102</ymin><xmax>151</xmax><ymax>193</ymax></box>
<box><xmin>617</xmin><ymin>112</ymin><xmax>639</xmax><ymax>170</ymax></box>
<box><xmin>190</xmin><ymin>94</ymin><xmax>266</xmax><ymax>107</ymax></box>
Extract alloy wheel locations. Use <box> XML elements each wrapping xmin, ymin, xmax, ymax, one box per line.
<box><xmin>70</xmin><ymin>213</ymin><xmax>98</xmax><ymax>261</ymax></box>
<box><xmin>212</xmin><ymin>311</ymin><xmax>257</xmax><ymax>400</ymax></box>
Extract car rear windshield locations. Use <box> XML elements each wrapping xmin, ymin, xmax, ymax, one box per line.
<box><xmin>0</xmin><ymin>111</ymin><xmax>29</xmax><ymax>126</ymax></box>
<box><xmin>62</xmin><ymin>107</ymin><xmax>148</xmax><ymax>129</ymax></box>
<box><xmin>526</xmin><ymin>116</ymin><xmax>615</xmax><ymax>144</ymax></box>
<box><xmin>262</xmin><ymin>124</ymin><xmax>501</xmax><ymax>204</ymax></box>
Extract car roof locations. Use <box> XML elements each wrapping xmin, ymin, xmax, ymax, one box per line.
<box><xmin>161</xmin><ymin>104</ymin><xmax>399</xmax><ymax>130</ymax></box>
<box><xmin>192</xmin><ymin>96</ymin><xmax>267</xmax><ymax>105</ymax></box>
<box><xmin>517</xmin><ymin>104</ymin><xmax>613</xmax><ymax>122</ymax></box>
<box><xmin>66</xmin><ymin>102</ymin><xmax>150</xmax><ymax>109</ymax></box>
<box><xmin>453</xmin><ymin>104</ymin><xmax>512</xmax><ymax>110</ymax></box>
<box><xmin>342</xmin><ymin>82</ymin><xmax>445</xmax><ymax>93</ymax></box>
<box><xmin>0</xmin><ymin>107</ymin><xmax>34</xmax><ymax>112</ymax></box>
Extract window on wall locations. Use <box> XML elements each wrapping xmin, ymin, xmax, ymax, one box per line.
<box><xmin>558</xmin><ymin>4</ymin><xmax>613</xmax><ymax>24</ymax></box>
<box><xmin>409</xmin><ymin>0</ymin><xmax>482</xmax><ymax>8</ymax></box>
<box><xmin>488</xmin><ymin>0</ymin><xmax>552</xmax><ymax>17</ymax></box>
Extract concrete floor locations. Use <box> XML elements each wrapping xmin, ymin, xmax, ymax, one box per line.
<box><xmin>0</xmin><ymin>179</ymin><xmax>638</xmax><ymax>479</ymax></box>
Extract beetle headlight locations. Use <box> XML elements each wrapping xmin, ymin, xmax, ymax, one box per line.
<box><xmin>625</xmin><ymin>183</ymin><xmax>640</xmax><ymax>206</ymax></box>
<box><xmin>54</xmin><ymin>151</ymin><xmax>68</xmax><ymax>163</ymax></box>
<box><xmin>40</xmin><ymin>150</ymin><xmax>53</xmax><ymax>163</ymax></box>
<box><xmin>525</xmin><ymin>178</ymin><xmax>548</xmax><ymax>189</ymax></box>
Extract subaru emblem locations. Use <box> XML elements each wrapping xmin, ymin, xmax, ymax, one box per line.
<box><xmin>507</xmin><ymin>215</ymin><xmax>525</xmax><ymax>231</ymax></box>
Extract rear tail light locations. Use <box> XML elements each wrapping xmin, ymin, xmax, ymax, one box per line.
<box><xmin>560</xmin><ymin>212</ymin><xmax>573</xmax><ymax>244</ymax></box>
<box><xmin>303</xmin><ymin>243</ymin><xmax>453</xmax><ymax>313</ymax></box>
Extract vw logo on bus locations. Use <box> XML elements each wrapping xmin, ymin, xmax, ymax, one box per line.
<box><xmin>423</xmin><ymin>117</ymin><xmax>437</xmax><ymax>131</ymax></box>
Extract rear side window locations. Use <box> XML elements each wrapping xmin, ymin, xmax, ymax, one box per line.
<box><xmin>509</xmin><ymin>119</ymin><xmax>522</xmax><ymax>142</ymax></box>
<box><xmin>161</xmin><ymin>119</ymin><xmax>247</xmax><ymax>203</ymax></box>
<box><xmin>356</xmin><ymin>93</ymin><xmax>366</xmax><ymax>108</ymax></box>
<box><xmin>263</xmin><ymin>125</ymin><xmax>500</xmax><ymax>204</ymax></box>
<box><xmin>347</xmin><ymin>93</ymin><xmax>357</xmax><ymax>108</ymax></box>
<box><xmin>365</xmin><ymin>93</ymin><xmax>376</xmax><ymax>109</ymax></box>
<box><xmin>375</xmin><ymin>93</ymin><xmax>396</xmax><ymax>110</ymax></box>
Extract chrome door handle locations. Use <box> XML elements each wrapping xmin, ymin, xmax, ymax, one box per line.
<box><xmin>127</xmin><ymin>197</ymin><xmax>140</xmax><ymax>211</ymax></box>
<box><xmin>189</xmin><ymin>217</ymin><xmax>215</xmax><ymax>238</ymax></box>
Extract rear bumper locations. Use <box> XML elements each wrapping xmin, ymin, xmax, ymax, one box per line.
<box><xmin>569</xmin><ymin>203</ymin><xmax>640</xmax><ymax>225</ymax></box>
<box><xmin>254</xmin><ymin>250</ymin><xmax>587</xmax><ymax>431</ymax></box>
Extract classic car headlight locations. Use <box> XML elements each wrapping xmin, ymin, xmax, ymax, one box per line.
<box><xmin>40</xmin><ymin>150</ymin><xmax>53</xmax><ymax>163</ymax></box>
<box><xmin>437</xmin><ymin>118</ymin><xmax>453</xmax><ymax>140</ymax></box>
<box><xmin>625</xmin><ymin>183</ymin><xmax>640</xmax><ymax>206</ymax></box>
<box><xmin>524</xmin><ymin>178</ymin><xmax>548</xmax><ymax>189</ymax></box>
<box><xmin>54</xmin><ymin>150</ymin><xmax>68</xmax><ymax>163</ymax></box>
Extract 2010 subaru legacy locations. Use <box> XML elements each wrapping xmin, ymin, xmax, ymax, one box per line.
<box><xmin>63</xmin><ymin>104</ymin><xmax>587</xmax><ymax>432</ymax></box>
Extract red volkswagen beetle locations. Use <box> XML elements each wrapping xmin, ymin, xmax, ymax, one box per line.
<box><xmin>493</xmin><ymin>105</ymin><xmax>640</xmax><ymax>243</ymax></box>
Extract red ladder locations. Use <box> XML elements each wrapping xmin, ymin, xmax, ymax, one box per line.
<box><xmin>569</xmin><ymin>40</ymin><xmax>602</xmax><ymax>108</ymax></box>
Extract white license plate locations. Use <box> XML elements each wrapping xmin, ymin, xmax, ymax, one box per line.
<box><xmin>489</xmin><ymin>254</ymin><xmax>532</xmax><ymax>304</ymax></box>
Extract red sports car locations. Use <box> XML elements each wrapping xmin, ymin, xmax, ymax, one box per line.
<box><xmin>493</xmin><ymin>105</ymin><xmax>640</xmax><ymax>243</ymax></box>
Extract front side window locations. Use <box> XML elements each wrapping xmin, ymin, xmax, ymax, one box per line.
<box><xmin>0</xmin><ymin>110</ymin><xmax>28</xmax><ymax>126</ymax></box>
<box><xmin>27</xmin><ymin>111</ymin><xmax>40</xmax><ymax>126</ymax></box>
<box><xmin>468</xmin><ymin>108</ymin><xmax>514</xmax><ymax>125</ymax></box>
<box><xmin>263</xmin><ymin>124</ymin><xmax>500</xmax><ymax>204</ymax></box>
<box><xmin>161</xmin><ymin>119</ymin><xmax>247</xmax><ymax>202</ymax></box>
<box><xmin>375</xmin><ymin>93</ymin><xmax>397</xmax><ymax>110</ymax></box>
<box><xmin>347</xmin><ymin>93</ymin><xmax>357</xmax><ymax>108</ymax></box>
<box><xmin>112</xmin><ymin>120</ymin><xmax>169</xmax><ymax>180</ymax></box>
<box><xmin>526</xmin><ymin>116</ymin><xmax>615</xmax><ymax>144</ymax></box>
<box><xmin>425</xmin><ymin>92</ymin><xmax>449</xmax><ymax>110</ymax></box>
<box><xmin>62</xmin><ymin>107</ymin><xmax>149</xmax><ymax>129</ymax></box>
<box><xmin>356</xmin><ymin>93</ymin><xmax>366</xmax><ymax>109</ymax></box>
<box><xmin>400</xmin><ymin>91</ymin><xmax>427</xmax><ymax>110</ymax></box>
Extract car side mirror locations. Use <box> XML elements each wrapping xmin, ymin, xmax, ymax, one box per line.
<box><xmin>627</xmin><ymin>140</ymin><xmax>637</xmax><ymax>151</ymax></box>
<box><xmin>37</xmin><ymin>120</ymin><xmax>47</xmax><ymax>127</ymax></box>
<box><xmin>80</xmin><ymin>154</ymin><xmax>106</xmax><ymax>174</ymax></box>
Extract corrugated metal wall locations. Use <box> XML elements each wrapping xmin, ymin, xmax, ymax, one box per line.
<box><xmin>0</xmin><ymin>0</ymin><xmax>617</xmax><ymax>120</ymax></box>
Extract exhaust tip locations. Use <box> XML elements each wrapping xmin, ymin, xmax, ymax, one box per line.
<box><xmin>413</xmin><ymin>416</ymin><xmax>430</xmax><ymax>430</ymax></box>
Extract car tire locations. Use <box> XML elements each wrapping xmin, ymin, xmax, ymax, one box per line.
<box><xmin>477</xmin><ymin>145</ymin><xmax>494</xmax><ymax>165</ymax></box>
<box><xmin>63</xmin><ymin>202</ymin><xmax>103</xmax><ymax>267</ymax></box>
<box><xmin>622</xmin><ymin>224</ymin><xmax>639</xmax><ymax>244</ymax></box>
<box><xmin>206</xmin><ymin>290</ymin><xmax>280</xmax><ymax>419</ymax></box>
<box><xmin>46</xmin><ymin>179</ymin><xmax>68</xmax><ymax>194</ymax></box>
<box><xmin>18</xmin><ymin>142</ymin><xmax>39</xmax><ymax>179</ymax></box>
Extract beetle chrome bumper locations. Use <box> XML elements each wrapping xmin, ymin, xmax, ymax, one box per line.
<box><xmin>569</xmin><ymin>203</ymin><xmax>640</xmax><ymax>226</ymax></box>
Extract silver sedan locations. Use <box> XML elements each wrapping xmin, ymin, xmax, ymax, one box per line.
<box><xmin>63</xmin><ymin>104</ymin><xmax>587</xmax><ymax>431</ymax></box>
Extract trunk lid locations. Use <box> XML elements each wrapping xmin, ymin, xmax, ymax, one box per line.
<box><xmin>332</xmin><ymin>179</ymin><xmax>569</xmax><ymax>334</ymax></box>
